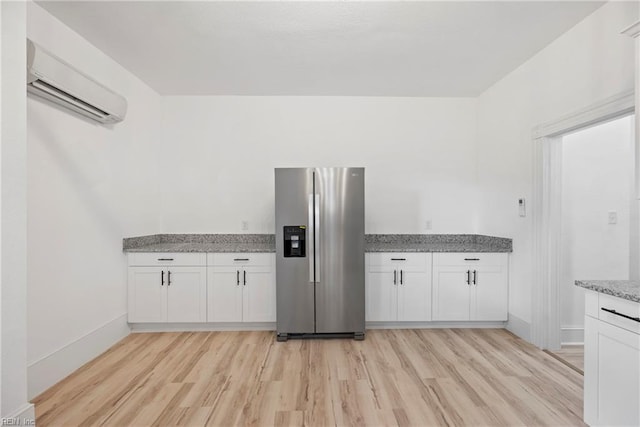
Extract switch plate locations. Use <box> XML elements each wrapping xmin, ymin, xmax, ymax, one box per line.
<box><xmin>518</xmin><ymin>198</ymin><xmax>526</xmax><ymax>217</ymax></box>
<box><xmin>241</xmin><ymin>220</ymin><xmax>249</xmax><ymax>231</ymax></box>
<box><xmin>425</xmin><ymin>219</ymin><xmax>432</xmax><ymax>230</ymax></box>
<box><xmin>608</xmin><ymin>211</ymin><xmax>617</xmax><ymax>224</ymax></box>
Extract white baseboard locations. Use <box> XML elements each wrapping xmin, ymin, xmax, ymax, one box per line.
<box><xmin>506</xmin><ymin>313</ymin><xmax>531</xmax><ymax>342</ymax></box>
<box><xmin>3</xmin><ymin>403</ymin><xmax>35</xmax><ymax>425</ymax></box>
<box><xmin>561</xmin><ymin>327</ymin><xmax>584</xmax><ymax>345</ymax></box>
<box><xmin>130</xmin><ymin>322</ymin><xmax>276</xmax><ymax>332</ymax></box>
<box><xmin>366</xmin><ymin>321</ymin><xmax>506</xmax><ymax>329</ymax></box>
<box><xmin>28</xmin><ymin>314</ymin><xmax>130</xmax><ymax>399</ymax></box>
<box><xmin>131</xmin><ymin>321</ymin><xmax>506</xmax><ymax>333</ymax></box>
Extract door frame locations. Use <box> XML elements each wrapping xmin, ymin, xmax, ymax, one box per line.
<box><xmin>531</xmin><ymin>90</ymin><xmax>635</xmax><ymax>349</ymax></box>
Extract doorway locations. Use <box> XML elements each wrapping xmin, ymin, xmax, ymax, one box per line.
<box><xmin>531</xmin><ymin>90</ymin><xmax>636</xmax><ymax>352</ymax></box>
<box><xmin>548</xmin><ymin>115</ymin><xmax>635</xmax><ymax>372</ymax></box>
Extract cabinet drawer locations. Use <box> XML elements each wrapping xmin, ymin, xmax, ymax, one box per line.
<box><xmin>368</xmin><ymin>253</ymin><xmax>429</xmax><ymax>269</ymax></box>
<box><xmin>598</xmin><ymin>293</ymin><xmax>640</xmax><ymax>335</ymax></box>
<box><xmin>208</xmin><ymin>253</ymin><xmax>273</xmax><ymax>266</ymax></box>
<box><xmin>128</xmin><ymin>252</ymin><xmax>206</xmax><ymax>266</ymax></box>
<box><xmin>433</xmin><ymin>252</ymin><xmax>507</xmax><ymax>266</ymax></box>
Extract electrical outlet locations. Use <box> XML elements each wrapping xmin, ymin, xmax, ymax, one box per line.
<box><xmin>425</xmin><ymin>220</ymin><xmax>432</xmax><ymax>230</ymax></box>
<box><xmin>608</xmin><ymin>211</ymin><xmax>617</xmax><ymax>225</ymax></box>
<box><xmin>241</xmin><ymin>220</ymin><xmax>249</xmax><ymax>231</ymax></box>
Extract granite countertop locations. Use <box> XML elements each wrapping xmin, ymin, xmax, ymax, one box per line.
<box><xmin>124</xmin><ymin>234</ymin><xmax>512</xmax><ymax>253</ymax></box>
<box><xmin>126</xmin><ymin>242</ymin><xmax>276</xmax><ymax>253</ymax></box>
<box><xmin>364</xmin><ymin>234</ymin><xmax>511</xmax><ymax>252</ymax></box>
<box><xmin>575</xmin><ymin>280</ymin><xmax>640</xmax><ymax>303</ymax></box>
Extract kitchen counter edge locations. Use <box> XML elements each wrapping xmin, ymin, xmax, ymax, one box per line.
<box><xmin>575</xmin><ymin>280</ymin><xmax>640</xmax><ymax>303</ymax></box>
<box><xmin>123</xmin><ymin>234</ymin><xmax>512</xmax><ymax>254</ymax></box>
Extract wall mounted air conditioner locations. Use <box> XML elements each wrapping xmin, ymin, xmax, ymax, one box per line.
<box><xmin>26</xmin><ymin>39</ymin><xmax>127</xmax><ymax>124</ymax></box>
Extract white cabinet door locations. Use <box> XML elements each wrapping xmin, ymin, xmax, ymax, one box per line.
<box><xmin>433</xmin><ymin>253</ymin><xmax>508</xmax><ymax>322</ymax></box>
<box><xmin>432</xmin><ymin>267</ymin><xmax>470</xmax><ymax>321</ymax></box>
<box><xmin>472</xmin><ymin>264</ymin><xmax>508</xmax><ymax>321</ymax></box>
<box><xmin>166</xmin><ymin>267</ymin><xmax>207</xmax><ymax>323</ymax></box>
<box><xmin>366</xmin><ymin>267</ymin><xmax>397</xmax><ymax>321</ymax></box>
<box><xmin>128</xmin><ymin>267</ymin><xmax>166</xmax><ymax>323</ymax></box>
<box><xmin>243</xmin><ymin>266</ymin><xmax>276</xmax><ymax>322</ymax></box>
<box><xmin>398</xmin><ymin>270</ymin><xmax>432</xmax><ymax>321</ymax></box>
<box><xmin>207</xmin><ymin>268</ymin><xmax>243</xmax><ymax>322</ymax></box>
<box><xmin>585</xmin><ymin>314</ymin><xmax>640</xmax><ymax>427</ymax></box>
<box><xmin>367</xmin><ymin>253</ymin><xmax>431</xmax><ymax>322</ymax></box>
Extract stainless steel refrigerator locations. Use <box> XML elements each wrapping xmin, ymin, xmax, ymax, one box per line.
<box><xmin>275</xmin><ymin>167</ymin><xmax>365</xmax><ymax>341</ymax></box>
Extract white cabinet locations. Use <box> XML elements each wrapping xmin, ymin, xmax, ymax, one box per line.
<box><xmin>128</xmin><ymin>253</ymin><xmax>207</xmax><ymax>323</ymax></box>
<box><xmin>207</xmin><ymin>253</ymin><xmax>276</xmax><ymax>323</ymax></box>
<box><xmin>432</xmin><ymin>253</ymin><xmax>508</xmax><ymax>321</ymax></box>
<box><xmin>366</xmin><ymin>253</ymin><xmax>432</xmax><ymax>322</ymax></box>
<box><xmin>584</xmin><ymin>291</ymin><xmax>640</xmax><ymax>427</ymax></box>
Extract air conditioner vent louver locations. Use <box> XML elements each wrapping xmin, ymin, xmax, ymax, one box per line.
<box><xmin>26</xmin><ymin>39</ymin><xmax>127</xmax><ymax>124</ymax></box>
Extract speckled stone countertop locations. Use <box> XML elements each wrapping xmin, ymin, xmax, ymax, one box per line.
<box><xmin>124</xmin><ymin>234</ymin><xmax>512</xmax><ymax>253</ymax></box>
<box><xmin>575</xmin><ymin>280</ymin><xmax>640</xmax><ymax>303</ymax></box>
<box><xmin>364</xmin><ymin>234</ymin><xmax>511</xmax><ymax>253</ymax></box>
<box><xmin>123</xmin><ymin>234</ymin><xmax>275</xmax><ymax>253</ymax></box>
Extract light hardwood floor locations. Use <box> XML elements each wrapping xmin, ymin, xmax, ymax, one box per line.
<box><xmin>547</xmin><ymin>345</ymin><xmax>584</xmax><ymax>374</ymax></box>
<box><xmin>33</xmin><ymin>329</ymin><xmax>586</xmax><ymax>426</ymax></box>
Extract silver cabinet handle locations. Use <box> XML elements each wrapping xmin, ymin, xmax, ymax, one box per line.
<box><xmin>167</xmin><ymin>270</ymin><xmax>171</xmax><ymax>286</ymax></box>
<box><xmin>400</xmin><ymin>270</ymin><xmax>403</xmax><ymax>285</ymax></box>
<box><xmin>243</xmin><ymin>270</ymin><xmax>247</xmax><ymax>286</ymax></box>
<box><xmin>236</xmin><ymin>270</ymin><xmax>240</xmax><ymax>286</ymax></box>
<box><xmin>161</xmin><ymin>270</ymin><xmax>164</xmax><ymax>286</ymax></box>
<box><xmin>393</xmin><ymin>270</ymin><xmax>397</xmax><ymax>285</ymax></box>
<box><xmin>466</xmin><ymin>270</ymin><xmax>471</xmax><ymax>285</ymax></box>
<box><xmin>473</xmin><ymin>270</ymin><xmax>477</xmax><ymax>285</ymax></box>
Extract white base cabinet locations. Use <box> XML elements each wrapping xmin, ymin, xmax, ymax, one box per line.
<box><xmin>128</xmin><ymin>252</ymin><xmax>276</xmax><ymax>325</ymax></box>
<box><xmin>432</xmin><ymin>253</ymin><xmax>508</xmax><ymax>321</ymax></box>
<box><xmin>207</xmin><ymin>253</ymin><xmax>276</xmax><ymax>323</ymax></box>
<box><xmin>128</xmin><ymin>250</ymin><xmax>509</xmax><ymax>328</ymax></box>
<box><xmin>128</xmin><ymin>253</ymin><xmax>207</xmax><ymax>323</ymax></box>
<box><xmin>366</xmin><ymin>253</ymin><xmax>432</xmax><ymax>322</ymax></box>
<box><xmin>584</xmin><ymin>291</ymin><xmax>640</xmax><ymax>427</ymax></box>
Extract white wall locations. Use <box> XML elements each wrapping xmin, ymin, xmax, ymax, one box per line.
<box><xmin>476</xmin><ymin>1</ymin><xmax>639</xmax><ymax>338</ymax></box>
<box><xmin>26</xmin><ymin>2</ymin><xmax>163</xmax><ymax>397</ymax></box>
<box><xmin>560</xmin><ymin>115</ymin><xmax>634</xmax><ymax>344</ymax></box>
<box><xmin>1</xmin><ymin>0</ymin><xmax>33</xmax><ymax>420</ymax></box>
<box><xmin>160</xmin><ymin>97</ymin><xmax>478</xmax><ymax>235</ymax></box>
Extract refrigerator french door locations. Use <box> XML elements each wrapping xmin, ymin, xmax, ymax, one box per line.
<box><xmin>275</xmin><ymin>167</ymin><xmax>365</xmax><ymax>341</ymax></box>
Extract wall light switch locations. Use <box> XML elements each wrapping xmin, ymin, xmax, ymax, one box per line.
<box><xmin>241</xmin><ymin>220</ymin><xmax>249</xmax><ymax>231</ymax></box>
<box><xmin>518</xmin><ymin>198</ymin><xmax>526</xmax><ymax>217</ymax></box>
<box><xmin>608</xmin><ymin>211</ymin><xmax>617</xmax><ymax>224</ymax></box>
<box><xmin>425</xmin><ymin>220</ymin><xmax>432</xmax><ymax>231</ymax></box>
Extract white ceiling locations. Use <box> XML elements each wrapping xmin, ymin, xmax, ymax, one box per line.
<box><xmin>36</xmin><ymin>1</ymin><xmax>605</xmax><ymax>97</ymax></box>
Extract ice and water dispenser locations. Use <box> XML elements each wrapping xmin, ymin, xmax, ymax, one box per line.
<box><xmin>283</xmin><ymin>226</ymin><xmax>306</xmax><ymax>257</ymax></box>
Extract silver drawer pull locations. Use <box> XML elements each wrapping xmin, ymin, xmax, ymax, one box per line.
<box><xmin>157</xmin><ymin>258</ymin><xmax>174</xmax><ymax>261</ymax></box>
<box><xmin>601</xmin><ymin>307</ymin><xmax>640</xmax><ymax>323</ymax></box>
<box><xmin>464</xmin><ymin>258</ymin><xmax>480</xmax><ymax>261</ymax></box>
<box><xmin>390</xmin><ymin>258</ymin><xmax>406</xmax><ymax>261</ymax></box>
<box><xmin>234</xmin><ymin>258</ymin><xmax>249</xmax><ymax>261</ymax></box>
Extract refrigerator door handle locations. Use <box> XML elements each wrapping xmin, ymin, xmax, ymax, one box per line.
<box><xmin>308</xmin><ymin>194</ymin><xmax>315</xmax><ymax>283</ymax></box>
<box><xmin>314</xmin><ymin>193</ymin><xmax>320</xmax><ymax>284</ymax></box>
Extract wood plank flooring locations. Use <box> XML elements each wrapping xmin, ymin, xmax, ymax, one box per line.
<box><xmin>546</xmin><ymin>345</ymin><xmax>584</xmax><ymax>375</ymax></box>
<box><xmin>33</xmin><ymin>329</ymin><xmax>586</xmax><ymax>426</ymax></box>
<box><xmin>552</xmin><ymin>344</ymin><xmax>584</xmax><ymax>373</ymax></box>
